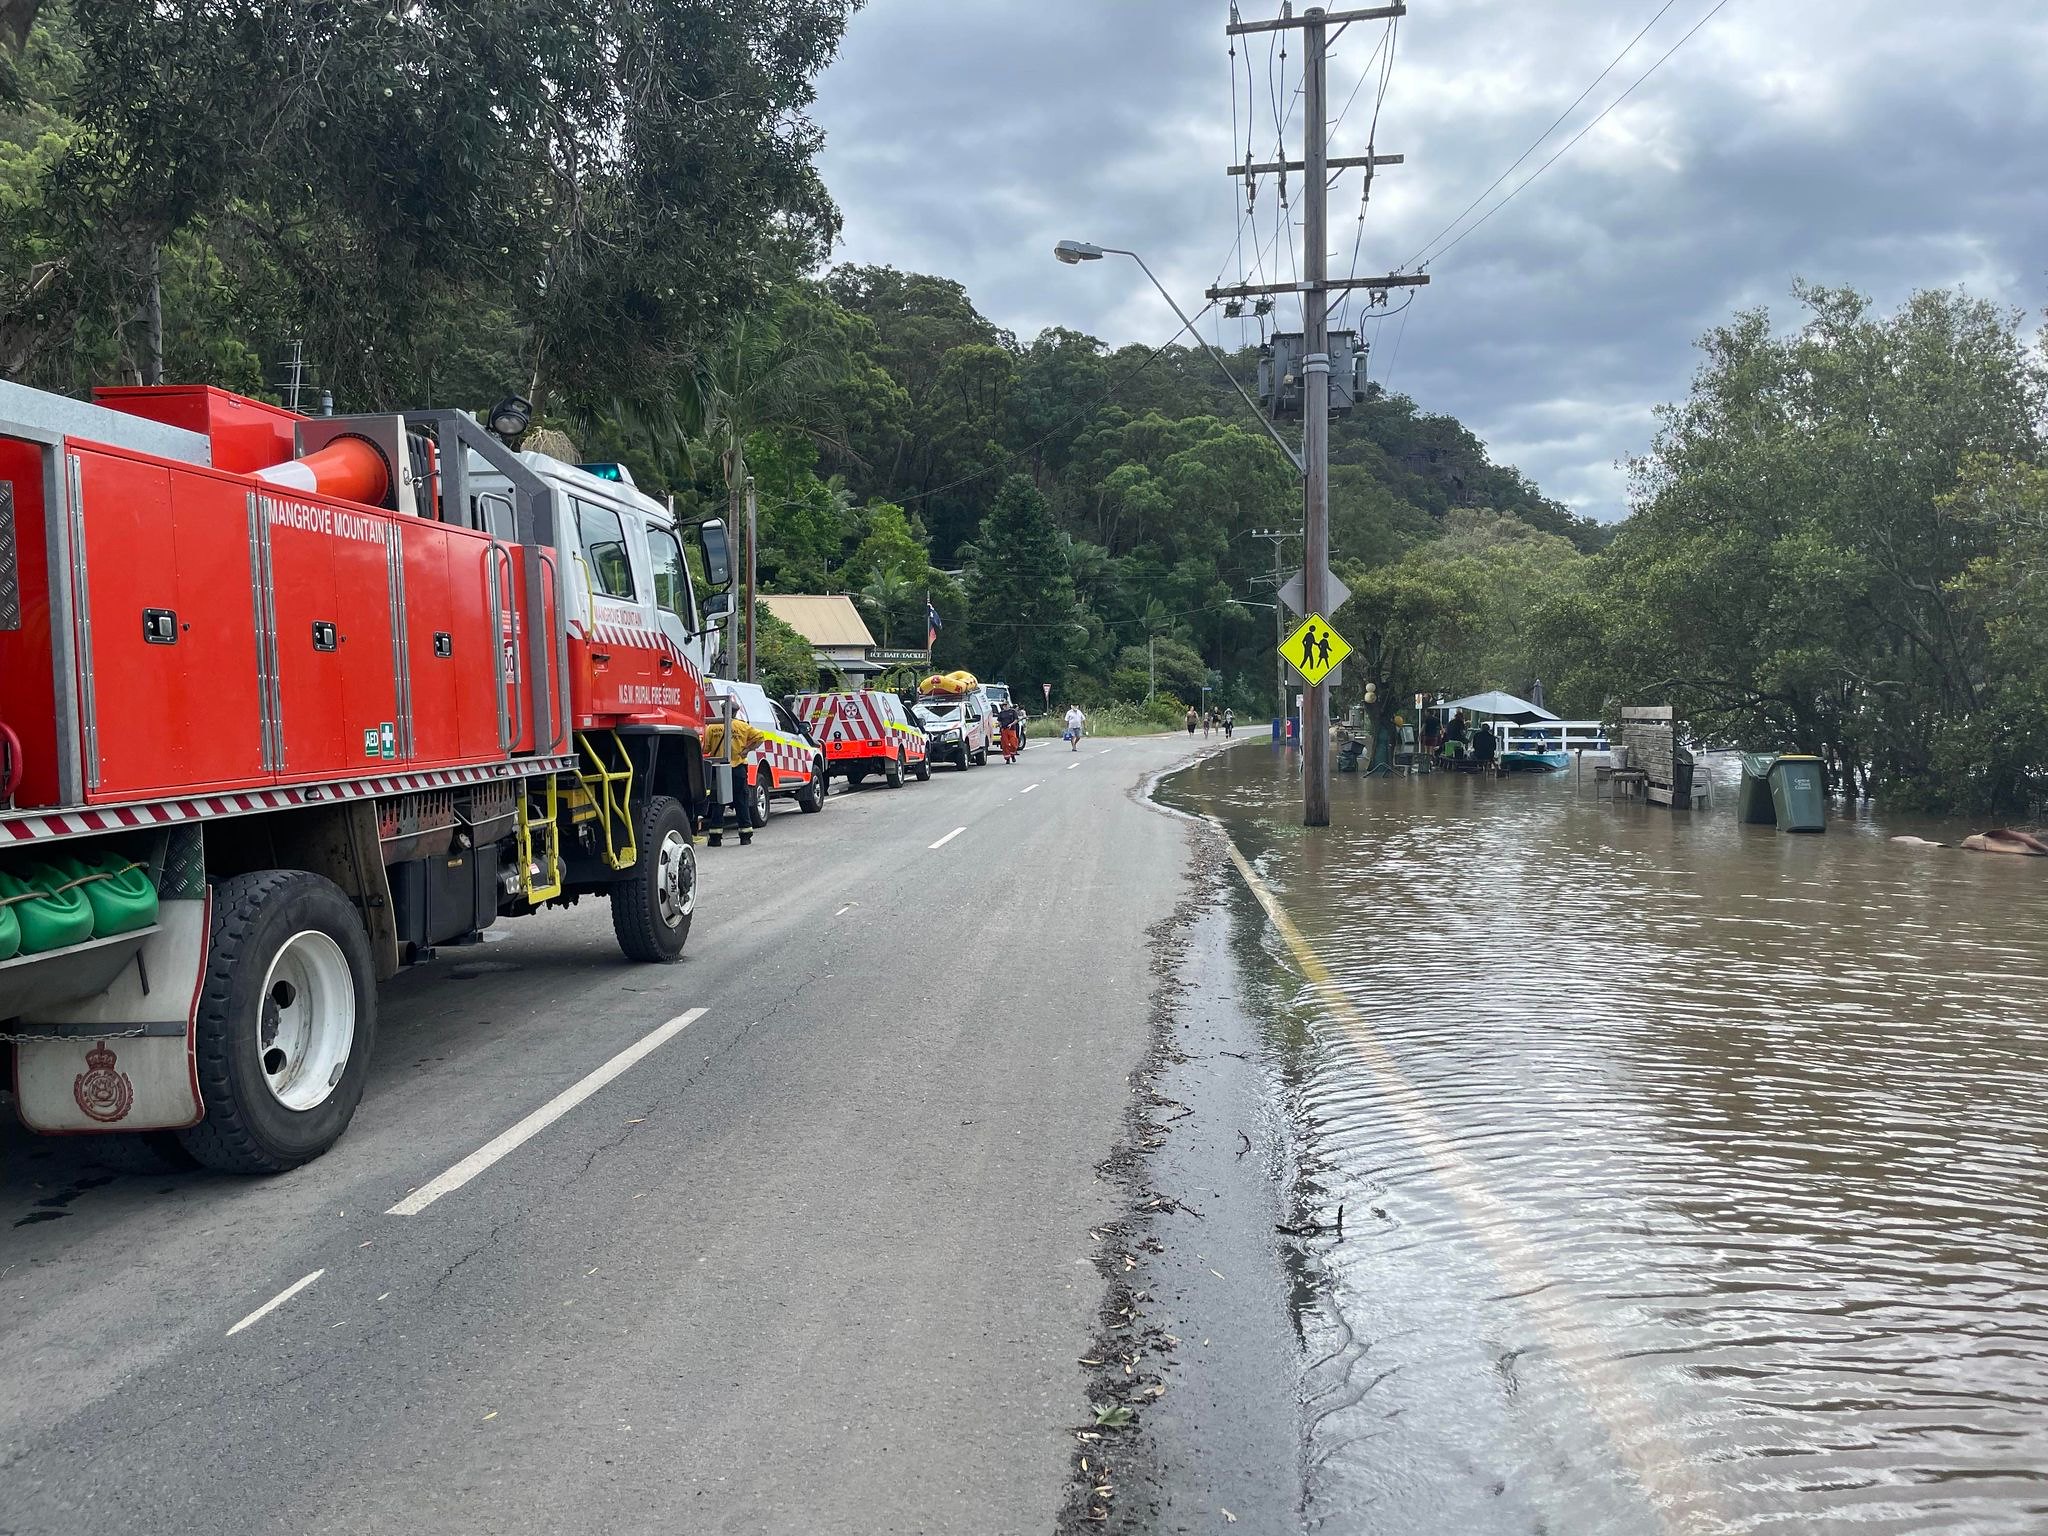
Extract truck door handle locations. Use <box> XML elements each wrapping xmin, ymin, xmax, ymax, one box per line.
<box><xmin>659</xmin><ymin>654</ymin><xmax>675</xmax><ymax>670</ymax></box>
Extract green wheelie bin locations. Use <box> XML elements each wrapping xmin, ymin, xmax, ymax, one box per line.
<box><xmin>1769</xmin><ymin>755</ymin><xmax>1827</xmax><ymax>832</ymax></box>
<box><xmin>1737</xmin><ymin>753</ymin><xmax>1826</xmax><ymax>831</ymax></box>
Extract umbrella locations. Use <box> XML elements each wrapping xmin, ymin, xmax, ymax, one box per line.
<box><xmin>1440</xmin><ymin>690</ymin><xmax>1558</xmax><ymax>723</ymax></box>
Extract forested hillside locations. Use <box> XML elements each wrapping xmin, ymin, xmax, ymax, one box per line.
<box><xmin>661</xmin><ymin>265</ymin><xmax>1605</xmax><ymax>718</ymax></box>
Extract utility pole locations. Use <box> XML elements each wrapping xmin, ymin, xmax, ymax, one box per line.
<box><xmin>1300</xmin><ymin>10</ymin><xmax>1332</xmax><ymax>825</ymax></box>
<box><xmin>1217</xmin><ymin>3</ymin><xmax>1427</xmax><ymax>826</ymax></box>
<box><xmin>743</xmin><ymin>475</ymin><xmax>759</xmax><ymax>685</ymax></box>
<box><xmin>1249</xmin><ymin>527</ymin><xmax>1291</xmax><ymax>721</ymax></box>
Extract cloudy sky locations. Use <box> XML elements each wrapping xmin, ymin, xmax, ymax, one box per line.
<box><xmin>809</xmin><ymin>0</ymin><xmax>2048</xmax><ymax>520</ymax></box>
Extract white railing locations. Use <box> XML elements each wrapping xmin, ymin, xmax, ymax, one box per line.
<box><xmin>1499</xmin><ymin>720</ymin><xmax>1608</xmax><ymax>756</ymax></box>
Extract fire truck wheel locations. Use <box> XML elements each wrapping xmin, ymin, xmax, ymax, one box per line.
<box><xmin>796</xmin><ymin>760</ymin><xmax>827</xmax><ymax>813</ymax></box>
<box><xmin>886</xmin><ymin>751</ymin><xmax>905</xmax><ymax>788</ymax></box>
<box><xmin>747</xmin><ymin>768</ymin><xmax>771</xmax><ymax>829</ymax></box>
<box><xmin>913</xmin><ymin>754</ymin><xmax>932</xmax><ymax>782</ymax></box>
<box><xmin>177</xmin><ymin>870</ymin><xmax>376</xmax><ymax>1175</ymax></box>
<box><xmin>611</xmin><ymin>796</ymin><xmax>695</xmax><ymax>963</ymax></box>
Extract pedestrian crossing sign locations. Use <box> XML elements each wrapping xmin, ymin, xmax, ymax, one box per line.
<box><xmin>1282</xmin><ymin>613</ymin><xmax>1351</xmax><ymax>686</ymax></box>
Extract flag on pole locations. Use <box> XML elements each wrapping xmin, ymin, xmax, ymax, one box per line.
<box><xmin>926</xmin><ymin>600</ymin><xmax>943</xmax><ymax>651</ymax></box>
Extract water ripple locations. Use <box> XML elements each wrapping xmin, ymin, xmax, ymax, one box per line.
<box><xmin>1168</xmin><ymin>750</ymin><xmax>2048</xmax><ymax>1536</ymax></box>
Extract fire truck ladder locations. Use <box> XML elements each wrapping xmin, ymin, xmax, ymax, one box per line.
<box><xmin>574</xmin><ymin>731</ymin><xmax>638</xmax><ymax>872</ymax></box>
<box><xmin>516</xmin><ymin>775</ymin><xmax>563</xmax><ymax>904</ymax></box>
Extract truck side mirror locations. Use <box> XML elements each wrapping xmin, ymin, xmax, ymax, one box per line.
<box><xmin>704</xmin><ymin>591</ymin><xmax>731</xmax><ymax>620</ymax></box>
<box><xmin>697</xmin><ymin>518</ymin><xmax>733</xmax><ymax>589</ymax></box>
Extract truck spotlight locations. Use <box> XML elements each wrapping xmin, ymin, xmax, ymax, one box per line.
<box><xmin>487</xmin><ymin>394</ymin><xmax>532</xmax><ymax>444</ymax></box>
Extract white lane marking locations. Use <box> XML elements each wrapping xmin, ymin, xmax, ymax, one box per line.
<box><xmin>1097</xmin><ymin>747</ymin><xmax>1111</xmax><ymax>755</ymax></box>
<box><xmin>928</xmin><ymin>827</ymin><xmax>967</xmax><ymax>849</ymax></box>
<box><xmin>387</xmin><ymin>1008</ymin><xmax>708</xmax><ymax>1216</ymax></box>
<box><xmin>227</xmin><ymin>1269</ymin><xmax>325</xmax><ymax>1337</ymax></box>
<box><xmin>1067</xmin><ymin>762</ymin><xmax>1081</xmax><ymax>771</ymax></box>
<box><xmin>835</xmin><ymin>903</ymin><xmax>855</xmax><ymax>916</ymax></box>
<box><xmin>1020</xmin><ymin>783</ymin><xmax>1040</xmax><ymax>794</ymax></box>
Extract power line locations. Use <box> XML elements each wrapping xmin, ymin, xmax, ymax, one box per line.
<box><xmin>1399</xmin><ymin>0</ymin><xmax>1682</xmax><ymax>271</ymax></box>
<box><xmin>1377</xmin><ymin>291</ymin><xmax>1416</xmax><ymax>394</ymax></box>
<box><xmin>1333</xmin><ymin>13</ymin><xmax>1399</xmax><ymax>327</ymax></box>
<box><xmin>1328</xmin><ymin>19</ymin><xmax>1393</xmax><ymax>138</ymax></box>
<box><xmin>1407</xmin><ymin>0</ymin><xmax>1735</xmax><ymax>273</ymax></box>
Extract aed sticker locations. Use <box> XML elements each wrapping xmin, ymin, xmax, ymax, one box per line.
<box><xmin>363</xmin><ymin>727</ymin><xmax>381</xmax><ymax>759</ymax></box>
<box><xmin>379</xmin><ymin>722</ymin><xmax>397</xmax><ymax>760</ymax></box>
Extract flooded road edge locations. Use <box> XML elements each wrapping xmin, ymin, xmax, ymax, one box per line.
<box><xmin>1057</xmin><ymin>743</ymin><xmax>1313</xmax><ymax>1533</ymax></box>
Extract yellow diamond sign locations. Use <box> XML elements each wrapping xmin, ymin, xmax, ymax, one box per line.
<box><xmin>1281</xmin><ymin>612</ymin><xmax>1352</xmax><ymax>686</ymax></box>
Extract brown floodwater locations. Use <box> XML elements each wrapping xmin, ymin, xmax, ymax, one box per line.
<box><xmin>1162</xmin><ymin>746</ymin><xmax>2048</xmax><ymax>1536</ymax></box>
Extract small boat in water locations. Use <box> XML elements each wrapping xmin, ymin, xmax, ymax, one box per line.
<box><xmin>1500</xmin><ymin>748</ymin><xmax>1569</xmax><ymax>772</ymax></box>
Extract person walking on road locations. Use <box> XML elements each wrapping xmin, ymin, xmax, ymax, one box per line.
<box><xmin>1064</xmin><ymin>703</ymin><xmax>1086</xmax><ymax>750</ymax></box>
<box><xmin>1223</xmin><ymin>708</ymin><xmax>1234</xmax><ymax>738</ymax></box>
<box><xmin>996</xmin><ymin>701</ymin><xmax>1023</xmax><ymax>763</ymax></box>
<box><xmin>1185</xmin><ymin>706</ymin><xmax>1198</xmax><ymax>736</ymax></box>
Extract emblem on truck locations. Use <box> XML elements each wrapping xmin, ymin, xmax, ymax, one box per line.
<box><xmin>73</xmin><ymin>1041</ymin><xmax>135</xmax><ymax>1124</ymax></box>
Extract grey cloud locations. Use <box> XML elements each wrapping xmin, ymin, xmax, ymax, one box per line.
<box><xmin>813</xmin><ymin>1</ymin><xmax>2048</xmax><ymax>519</ymax></box>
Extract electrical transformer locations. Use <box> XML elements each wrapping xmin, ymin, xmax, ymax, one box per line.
<box><xmin>1256</xmin><ymin>331</ymin><xmax>1366</xmax><ymax>418</ymax></box>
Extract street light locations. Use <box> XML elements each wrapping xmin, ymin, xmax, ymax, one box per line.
<box><xmin>1052</xmin><ymin>238</ymin><xmax>1303</xmax><ymax>474</ymax></box>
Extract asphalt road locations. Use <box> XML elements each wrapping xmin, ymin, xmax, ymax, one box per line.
<box><xmin>0</xmin><ymin>732</ymin><xmax>1212</xmax><ymax>1536</ymax></box>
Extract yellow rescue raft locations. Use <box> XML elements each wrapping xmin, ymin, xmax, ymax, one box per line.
<box><xmin>918</xmin><ymin>670</ymin><xmax>980</xmax><ymax>697</ymax></box>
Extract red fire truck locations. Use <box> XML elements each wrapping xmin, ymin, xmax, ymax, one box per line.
<box><xmin>0</xmin><ymin>381</ymin><xmax>732</xmax><ymax>1172</ymax></box>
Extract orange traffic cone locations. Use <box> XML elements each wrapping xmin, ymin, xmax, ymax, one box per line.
<box><xmin>253</xmin><ymin>434</ymin><xmax>390</xmax><ymax>506</ymax></box>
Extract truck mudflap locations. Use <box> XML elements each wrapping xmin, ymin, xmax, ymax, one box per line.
<box><xmin>11</xmin><ymin>827</ymin><xmax>207</xmax><ymax>1133</ymax></box>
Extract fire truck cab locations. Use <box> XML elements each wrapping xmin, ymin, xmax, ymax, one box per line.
<box><xmin>0</xmin><ymin>382</ymin><xmax>731</xmax><ymax>1173</ymax></box>
<box><xmin>472</xmin><ymin>455</ymin><xmax>729</xmax><ymax>707</ymax></box>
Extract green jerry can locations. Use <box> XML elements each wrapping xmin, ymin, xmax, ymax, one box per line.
<box><xmin>1769</xmin><ymin>755</ymin><xmax>1827</xmax><ymax>832</ymax></box>
<box><xmin>0</xmin><ymin>864</ymin><xmax>96</xmax><ymax>954</ymax></box>
<box><xmin>44</xmin><ymin>853</ymin><xmax>160</xmax><ymax>937</ymax></box>
<box><xmin>0</xmin><ymin>889</ymin><xmax>18</xmax><ymax>961</ymax></box>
